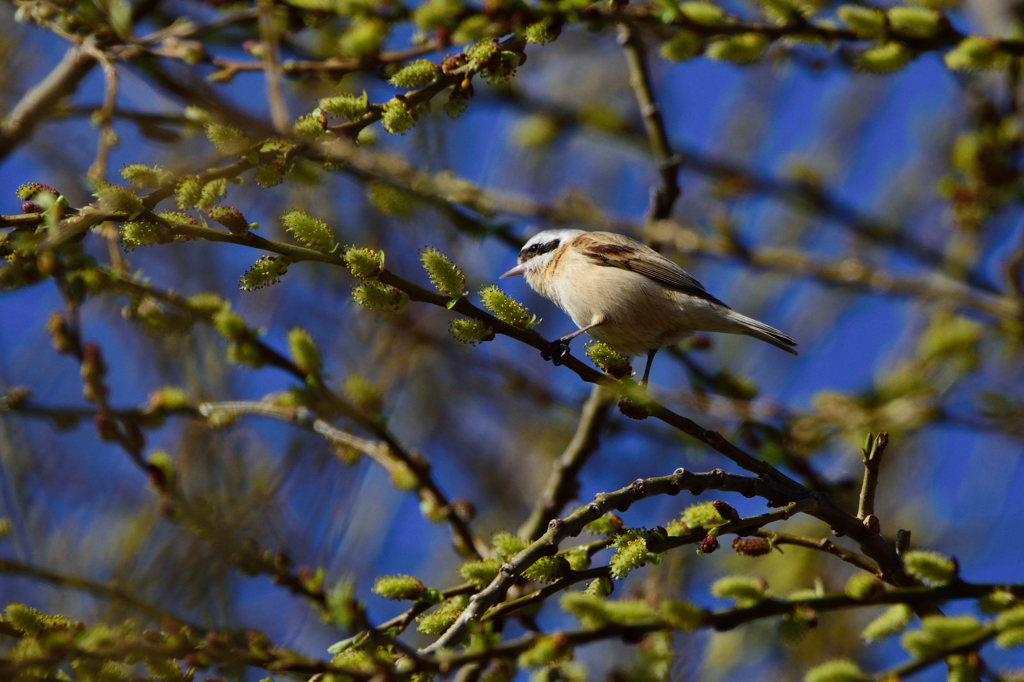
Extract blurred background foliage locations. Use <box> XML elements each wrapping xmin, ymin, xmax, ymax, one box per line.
<box><xmin>1</xmin><ymin>0</ymin><xmax>1024</xmax><ymax>678</ymax></box>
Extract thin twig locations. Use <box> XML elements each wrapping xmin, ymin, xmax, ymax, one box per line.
<box><xmin>618</xmin><ymin>23</ymin><xmax>681</xmax><ymax>221</ymax></box>
<box><xmin>857</xmin><ymin>432</ymin><xmax>889</xmax><ymax>521</ymax></box>
<box><xmin>518</xmin><ymin>385</ymin><xmax>614</xmax><ymax>541</ymax></box>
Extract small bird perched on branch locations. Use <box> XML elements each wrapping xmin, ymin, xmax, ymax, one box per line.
<box><xmin>500</xmin><ymin>229</ymin><xmax>797</xmax><ymax>385</ymax></box>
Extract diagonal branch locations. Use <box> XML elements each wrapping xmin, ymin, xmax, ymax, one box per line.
<box><xmin>518</xmin><ymin>385</ymin><xmax>614</xmax><ymax>541</ymax></box>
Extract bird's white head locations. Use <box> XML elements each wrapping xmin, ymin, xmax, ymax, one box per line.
<box><xmin>500</xmin><ymin>229</ymin><xmax>584</xmax><ymax>280</ymax></box>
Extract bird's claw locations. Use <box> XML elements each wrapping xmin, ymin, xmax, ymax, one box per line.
<box><xmin>541</xmin><ymin>340</ymin><xmax>571</xmax><ymax>366</ymax></box>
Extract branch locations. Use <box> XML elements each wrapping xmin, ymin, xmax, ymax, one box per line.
<box><xmin>857</xmin><ymin>432</ymin><xmax>889</xmax><ymax>522</ymax></box>
<box><xmin>518</xmin><ymin>385</ymin><xmax>614</xmax><ymax>541</ymax></box>
<box><xmin>618</xmin><ymin>23</ymin><xmax>681</xmax><ymax>221</ymax></box>
<box><xmin>196</xmin><ymin>400</ymin><xmax>488</xmax><ymax>559</ymax></box>
<box><xmin>418</xmin><ymin>467</ymin><xmax>808</xmax><ymax>654</ymax></box>
<box><xmin>0</xmin><ymin>558</ymin><xmax>205</xmax><ymax>633</ymax></box>
<box><xmin>0</xmin><ymin>42</ymin><xmax>97</xmax><ymax>161</ymax></box>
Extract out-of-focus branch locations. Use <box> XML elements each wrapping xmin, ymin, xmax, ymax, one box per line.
<box><xmin>0</xmin><ymin>558</ymin><xmax>205</xmax><ymax>632</ymax></box>
<box><xmin>619</xmin><ymin>24</ymin><xmax>681</xmax><ymax>221</ymax></box>
<box><xmin>0</xmin><ymin>43</ymin><xmax>97</xmax><ymax>161</ymax></box>
<box><xmin>518</xmin><ymin>385</ymin><xmax>614</xmax><ymax>541</ymax></box>
<box><xmin>197</xmin><ymin>400</ymin><xmax>489</xmax><ymax>559</ymax></box>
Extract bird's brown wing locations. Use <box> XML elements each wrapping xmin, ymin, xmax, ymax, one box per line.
<box><xmin>573</xmin><ymin>232</ymin><xmax>730</xmax><ymax>308</ymax></box>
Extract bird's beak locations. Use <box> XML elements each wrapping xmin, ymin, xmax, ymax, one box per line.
<box><xmin>499</xmin><ymin>263</ymin><xmax>528</xmax><ymax>279</ymax></box>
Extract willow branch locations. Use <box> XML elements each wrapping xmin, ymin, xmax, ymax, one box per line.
<box><xmin>0</xmin><ymin>558</ymin><xmax>205</xmax><ymax>632</ymax></box>
<box><xmin>196</xmin><ymin>400</ymin><xmax>487</xmax><ymax>559</ymax></box>
<box><xmin>518</xmin><ymin>385</ymin><xmax>614</xmax><ymax>541</ymax></box>
<box><xmin>858</xmin><ymin>432</ymin><xmax>889</xmax><ymax>521</ymax></box>
<box><xmin>619</xmin><ymin>23</ymin><xmax>681</xmax><ymax>221</ymax></box>
<box><xmin>0</xmin><ymin>42</ymin><xmax>97</xmax><ymax>160</ymax></box>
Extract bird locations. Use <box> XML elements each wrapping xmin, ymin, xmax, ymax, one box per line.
<box><xmin>500</xmin><ymin>229</ymin><xmax>797</xmax><ymax>385</ymax></box>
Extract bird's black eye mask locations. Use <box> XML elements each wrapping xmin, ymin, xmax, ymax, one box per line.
<box><xmin>519</xmin><ymin>239</ymin><xmax>559</xmax><ymax>263</ymax></box>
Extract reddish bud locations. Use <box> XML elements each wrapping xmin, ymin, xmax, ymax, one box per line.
<box><xmin>145</xmin><ymin>464</ymin><xmax>167</xmax><ymax>490</ymax></box>
<box><xmin>732</xmin><ymin>537</ymin><xmax>772</xmax><ymax>557</ymax></box>
<box><xmin>16</xmin><ymin>183</ymin><xmax>59</xmax><ymax>200</ymax></box>
<box><xmin>713</xmin><ymin>500</ymin><xmax>739</xmax><ymax>522</ymax></box>
<box><xmin>618</xmin><ymin>398</ymin><xmax>650</xmax><ymax>420</ymax></box>
<box><xmin>206</xmin><ymin>205</ymin><xmax>249</xmax><ymax>234</ymax></box>
<box><xmin>94</xmin><ymin>413</ymin><xmax>119</xmax><ymax>441</ymax></box>
<box><xmin>22</xmin><ymin>201</ymin><xmax>42</xmax><ymax>213</ymax></box>
<box><xmin>698</xmin><ymin>535</ymin><xmax>720</xmax><ymax>554</ymax></box>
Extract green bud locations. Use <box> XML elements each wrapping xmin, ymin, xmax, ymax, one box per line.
<box><xmin>979</xmin><ymin>590</ymin><xmax>1017</xmax><ymax>613</ymax></box>
<box><xmin>352</xmin><ymin>281</ymin><xmax>408</xmax><ymax>312</ymax></box>
<box><xmin>120</xmin><ymin>221</ymin><xmax>163</xmax><ymax>251</ymax></box>
<box><xmin>197</xmin><ymin>178</ymin><xmax>227</xmax><ymax>210</ymax></box>
<box><xmin>119</xmin><ymin>163</ymin><xmax>171</xmax><ymax>189</ymax></box>
<box><xmin>175</xmin><ymin>177</ymin><xmax>203</xmax><ymax>210</ymax></box>
<box><xmin>522</xmin><ymin>556</ymin><xmax>570</xmax><ymax>583</ymax></box>
<box><xmin>516</xmin><ymin>114</ymin><xmax>560</xmax><ymax>148</ymax></box>
<box><xmin>862</xmin><ymin>604</ymin><xmax>913</xmax><ymax>642</ymax></box>
<box><xmin>844</xmin><ymin>574</ymin><xmax>885</xmax><ymax>600</ymax></box>
<box><xmin>517</xmin><ymin>636</ymin><xmax>565</xmax><ymax>668</ymax></box>
<box><xmin>388</xmin><ymin>60</ymin><xmax>439</xmax><ymax>89</ymax></box>
<box><xmin>584</xmin><ymin>341</ymin><xmax>632</xmax><ymax>379</ymax></box>
<box><xmin>238</xmin><ymin>251</ymin><xmax>290</xmax><ymax>288</ymax></box>
<box><xmin>413</xmin><ymin>0</ymin><xmax>463</xmax><ymax>29</ymax></box>
<box><xmin>292</xmin><ymin>113</ymin><xmax>328</xmax><ymax>141</ymax></box>
<box><xmin>491</xmin><ymin>530</ymin><xmax>526</xmax><ymax>561</ymax></box>
<box><xmin>660</xmin><ymin>31</ymin><xmax>703</xmax><ymax>61</ymax></box>
<box><xmin>4</xmin><ymin>603</ymin><xmax>46</xmax><ymax>636</ymax></box>
<box><xmin>903</xmin><ymin>549</ymin><xmax>956</xmax><ymax>585</ymax></box>
<box><xmin>367</xmin><ymin>182</ymin><xmax>416</xmax><ymax>220</ymax></box>
<box><xmin>710</xmin><ymin>575</ymin><xmax>768</xmax><ymax>607</ymax></box>
<box><xmin>837</xmin><ymin>5</ymin><xmax>886</xmax><ymax>38</ymax></box>
<box><xmin>945</xmin><ymin>37</ymin><xmax>1008</xmax><ymax>71</ymax></box>
<box><xmin>679</xmin><ymin>1</ymin><xmax>725</xmax><ymax>23</ymax></box>
<box><xmin>343</xmin><ymin>375</ymin><xmax>382</xmax><ymax>414</ymax></box>
<box><xmin>997</xmin><ymin>605</ymin><xmax>1024</xmax><ymax>629</ymax></box>
<box><xmin>804</xmin><ymin>659</ymin><xmax>863</xmax><ymax>682</ymax></box>
<box><xmin>227</xmin><ymin>339</ymin><xmax>265</xmax><ymax>367</ymax></box>
<box><xmin>390</xmin><ymin>462</ymin><xmax>419</xmax><ymax>490</ymax></box>
<box><xmin>344</xmin><ymin>246</ymin><xmax>384</xmax><ymax>279</ymax></box>
<box><xmin>94</xmin><ymin>182</ymin><xmax>143</xmax><ymax>215</ymax></box>
<box><xmin>478</xmin><ymin>285</ymin><xmax>539</xmax><ymax>329</ymax></box>
<box><xmin>997</xmin><ymin>627</ymin><xmax>1024</xmax><ymax>648</ymax></box>
<box><xmin>888</xmin><ymin>6</ymin><xmax>940</xmax><ymax>37</ymax></box>
<box><xmin>320</xmin><ymin>91</ymin><xmax>369</xmax><ymax>119</ymax></box>
<box><xmin>419</xmin><ymin>246</ymin><xmax>466</xmax><ymax>304</ymax></box>
<box><xmin>282</xmin><ymin>210</ymin><xmax>334</xmax><ymax>251</ymax></box>
<box><xmin>205</xmin><ymin>123</ymin><xmax>250</xmax><ymax>155</ymax></box>
<box><xmin>416</xmin><ymin>595</ymin><xmax>469</xmax><ymax>635</ymax></box>
<box><xmin>901</xmin><ymin>628</ymin><xmax>942</xmax><ymax>658</ymax></box>
<box><xmin>371</xmin><ymin>574</ymin><xmax>425</xmax><ymax>600</ymax></box>
<box><xmin>560</xmin><ymin>592</ymin><xmax>610</xmax><ymax>628</ymax></box>
<box><xmin>381</xmin><ymin>99</ymin><xmax>415</xmax><ymax>135</ymax></box>
<box><xmin>453</xmin><ymin>15</ymin><xmax>492</xmax><ymax>43</ymax></box>
<box><xmin>443</xmin><ymin>88</ymin><xmax>469</xmax><ymax>120</ymax></box>
<box><xmin>146</xmin><ymin>386</ymin><xmax>192</xmax><ymax>412</ymax></box>
<box><xmin>458</xmin><ymin>559</ymin><xmax>501</xmax><ymax>587</ymax></box>
<box><xmin>609</xmin><ymin>536</ymin><xmax>647</xmax><ymax>579</ymax></box>
<box><xmin>524</xmin><ymin>21</ymin><xmax>557</xmax><ymax>45</ymax></box>
<box><xmin>920</xmin><ymin>614</ymin><xmax>981</xmax><ymax>639</ymax></box>
<box><xmin>656</xmin><ymin>600</ymin><xmax>705</xmax><ymax>629</ymax></box>
<box><xmin>187</xmin><ymin>292</ymin><xmax>226</xmax><ymax>315</ymax></box>
<box><xmin>680</xmin><ymin>501</ymin><xmax>727</xmax><ymax>530</ymax></box>
<box><xmin>449</xmin><ymin>318</ymin><xmax>494</xmax><ymax>346</ymax></box>
<box><xmin>254</xmin><ymin>165</ymin><xmax>284</xmax><ymax>189</ymax></box>
<box><xmin>212</xmin><ymin>307</ymin><xmax>248</xmax><ymax>341</ymax></box>
<box><xmin>706</xmin><ymin>33</ymin><xmax>769</xmax><ymax>64</ymax></box>
<box><xmin>338</xmin><ymin>17</ymin><xmax>387</xmax><ymax>58</ymax></box>
<box><xmin>857</xmin><ymin>42</ymin><xmax>912</xmax><ymax>73</ymax></box>
<box><xmin>287</xmin><ymin>328</ymin><xmax>321</xmax><ymax>374</ymax></box>
<box><xmin>585</xmin><ymin>577</ymin><xmax>614</xmax><ymax>598</ymax></box>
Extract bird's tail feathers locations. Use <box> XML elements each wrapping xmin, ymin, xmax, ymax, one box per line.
<box><xmin>723</xmin><ymin>311</ymin><xmax>799</xmax><ymax>356</ymax></box>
